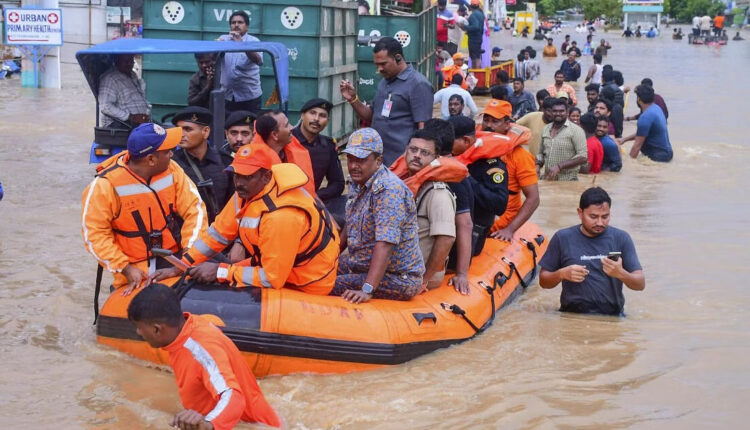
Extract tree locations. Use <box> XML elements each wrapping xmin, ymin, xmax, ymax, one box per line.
<box><xmin>580</xmin><ymin>0</ymin><xmax>623</xmax><ymax>22</ymax></box>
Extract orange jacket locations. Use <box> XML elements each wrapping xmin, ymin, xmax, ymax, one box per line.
<box><xmin>389</xmin><ymin>155</ymin><xmax>469</xmax><ymax>197</ymax></box>
<box><xmin>441</xmin><ymin>65</ymin><xmax>469</xmax><ymax>89</ymax></box>
<box><xmin>184</xmin><ymin>164</ymin><xmax>339</xmax><ymax>294</ymax></box>
<box><xmin>81</xmin><ymin>152</ymin><xmax>207</xmax><ymax>288</ymax></box>
<box><xmin>164</xmin><ymin>313</ymin><xmax>281</xmax><ymax>429</ymax></box>
<box><xmin>455</xmin><ymin>127</ymin><xmax>530</xmax><ymax>166</ymax></box>
<box><xmin>248</xmin><ymin>134</ymin><xmax>316</xmax><ymax>196</ymax></box>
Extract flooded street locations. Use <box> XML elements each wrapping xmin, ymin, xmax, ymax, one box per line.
<box><xmin>1</xmin><ymin>27</ymin><xmax>749</xmax><ymax>428</ymax></box>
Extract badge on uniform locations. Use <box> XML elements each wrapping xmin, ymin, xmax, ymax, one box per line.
<box><xmin>381</xmin><ymin>94</ymin><xmax>393</xmax><ymax>118</ymax></box>
<box><xmin>487</xmin><ymin>167</ymin><xmax>505</xmax><ymax>184</ymax></box>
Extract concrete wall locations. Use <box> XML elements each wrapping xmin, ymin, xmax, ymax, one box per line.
<box><xmin>59</xmin><ymin>1</ymin><xmax>107</xmax><ymax>64</ymax></box>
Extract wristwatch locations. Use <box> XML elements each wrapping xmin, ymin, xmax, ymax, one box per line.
<box><xmin>362</xmin><ymin>282</ymin><xmax>374</xmax><ymax>295</ymax></box>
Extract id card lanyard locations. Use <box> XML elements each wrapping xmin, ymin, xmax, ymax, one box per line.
<box><xmin>381</xmin><ymin>93</ymin><xmax>393</xmax><ymax>118</ymax></box>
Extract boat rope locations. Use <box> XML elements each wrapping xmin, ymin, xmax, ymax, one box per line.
<box><xmin>173</xmin><ymin>269</ymin><xmax>193</xmax><ymax>300</ymax></box>
<box><xmin>520</xmin><ymin>237</ymin><xmax>539</xmax><ymax>278</ymax></box>
<box><xmin>501</xmin><ymin>256</ymin><xmax>527</xmax><ymax>289</ymax></box>
<box><xmin>441</xmin><ymin>302</ymin><xmax>482</xmax><ymax>333</ymax></box>
<box><xmin>93</xmin><ymin>264</ymin><xmax>103</xmax><ymax>325</ymax></box>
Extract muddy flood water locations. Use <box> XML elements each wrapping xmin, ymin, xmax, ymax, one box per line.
<box><xmin>1</xmin><ymin>27</ymin><xmax>749</xmax><ymax>428</ymax></box>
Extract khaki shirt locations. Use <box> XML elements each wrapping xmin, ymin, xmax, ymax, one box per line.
<box><xmin>416</xmin><ymin>181</ymin><xmax>456</xmax><ymax>286</ymax></box>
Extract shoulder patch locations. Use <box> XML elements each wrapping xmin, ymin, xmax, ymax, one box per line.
<box><xmin>433</xmin><ymin>182</ymin><xmax>447</xmax><ymax>190</ymax></box>
<box><xmin>487</xmin><ymin>167</ymin><xmax>506</xmax><ymax>184</ymax></box>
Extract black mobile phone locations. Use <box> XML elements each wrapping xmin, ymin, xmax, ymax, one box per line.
<box><xmin>607</xmin><ymin>251</ymin><xmax>621</xmax><ymax>262</ymax></box>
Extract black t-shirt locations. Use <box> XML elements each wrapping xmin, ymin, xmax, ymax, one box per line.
<box><xmin>540</xmin><ymin>225</ymin><xmax>642</xmax><ymax>315</ymax></box>
<box><xmin>292</xmin><ymin>126</ymin><xmax>345</xmax><ymax>203</ymax></box>
<box><xmin>448</xmin><ymin>178</ymin><xmax>474</xmax><ymax>217</ymax></box>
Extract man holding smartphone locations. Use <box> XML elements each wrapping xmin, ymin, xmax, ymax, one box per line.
<box><xmin>539</xmin><ymin>187</ymin><xmax>645</xmax><ymax>315</ymax></box>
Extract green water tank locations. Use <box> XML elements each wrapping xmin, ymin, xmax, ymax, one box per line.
<box><xmin>356</xmin><ymin>6</ymin><xmax>438</xmax><ymax>103</ymax></box>
<box><xmin>142</xmin><ymin>0</ymin><xmax>357</xmax><ymax>138</ymax></box>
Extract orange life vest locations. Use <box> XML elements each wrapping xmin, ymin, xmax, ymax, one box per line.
<box><xmin>236</xmin><ymin>164</ymin><xmax>339</xmax><ymax>293</ymax></box>
<box><xmin>456</xmin><ymin>126</ymin><xmax>530</xmax><ymax>165</ymax></box>
<box><xmin>248</xmin><ymin>135</ymin><xmax>316</xmax><ymax>196</ymax></box>
<box><xmin>389</xmin><ymin>155</ymin><xmax>469</xmax><ymax>197</ymax></box>
<box><xmin>441</xmin><ymin>65</ymin><xmax>469</xmax><ymax>89</ymax></box>
<box><xmin>95</xmin><ymin>152</ymin><xmax>182</xmax><ymax>263</ymax></box>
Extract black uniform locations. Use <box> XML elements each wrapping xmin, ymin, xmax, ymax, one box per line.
<box><xmin>466</xmin><ymin>156</ymin><xmax>509</xmax><ymax>255</ymax></box>
<box><xmin>291</xmin><ymin>126</ymin><xmax>345</xmax><ymax>204</ymax></box>
<box><xmin>172</xmin><ymin>146</ymin><xmax>234</xmax><ymax>224</ymax></box>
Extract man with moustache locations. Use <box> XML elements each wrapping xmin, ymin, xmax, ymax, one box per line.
<box><xmin>539</xmin><ymin>187</ymin><xmax>644</xmax><ymax>315</ymax></box>
<box><xmin>218</xmin><ymin>11</ymin><xmax>264</xmax><ymax>114</ymax></box>
<box><xmin>219</xmin><ymin>110</ymin><xmax>256</xmax><ymax>162</ymax></box>
<box><xmin>148</xmin><ymin>144</ymin><xmax>340</xmax><ymax>295</ymax></box>
<box><xmin>536</xmin><ymin>98</ymin><xmax>588</xmax><ymax>181</ymax></box>
<box><xmin>339</xmin><ymin>37</ymin><xmax>433</xmax><ymax>165</ymax></box>
<box><xmin>389</xmin><ymin>127</ymin><xmax>465</xmax><ymax>291</ymax></box>
<box><xmin>171</xmin><ymin>106</ymin><xmax>233</xmax><ymax>223</ymax></box>
<box><xmin>292</xmin><ymin>98</ymin><xmax>345</xmax><ymax>206</ymax></box>
<box><xmin>332</xmin><ymin>128</ymin><xmax>424</xmax><ymax>304</ymax></box>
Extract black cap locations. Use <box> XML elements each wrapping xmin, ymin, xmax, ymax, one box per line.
<box><xmin>448</xmin><ymin>115</ymin><xmax>477</xmax><ymax>138</ymax></box>
<box><xmin>224</xmin><ymin>110</ymin><xmax>256</xmax><ymax>129</ymax></box>
<box><xmin>301</xmin><ymin>98</ymin><xmax>333</xmax><ymax>113</ymax></box>
<box><xmin>172</xmin><ymin>106</ymin><xmax>212</xmax><ymax>126</ymax></box>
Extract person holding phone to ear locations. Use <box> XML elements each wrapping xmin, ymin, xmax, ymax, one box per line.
<box><xmin>539</xmin><ymin>187</ymin><xmax>645</xmax><ymax>316</ymax></box>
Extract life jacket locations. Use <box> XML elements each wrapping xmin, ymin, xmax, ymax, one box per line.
<box><xmin>456</xmin><ymin>127</ymin><xmax>530</xmax><ymax>166</ymax></box>
<box><xmin>389</xmin><ymin>155</ymin><xmax>469</xmax><ymax>197</ymax></box>
<box><xmin>95</xmin><ymin>152</ymin><xmax>183</xmax><ymax>264</ymax></box>
<box><xmin>236</xmin><ymin>164</ymin><xmax>339</xmax><ymax>288</ymax></box>
<box><xmin>441</xmin><ymin>65</ymin><xmax>469</xmax><ymax>89</ymax></box>
<box><xmin>248</xmin><ymin>135</ymin><xmax>316</xmax><ymax>196</ymax></box>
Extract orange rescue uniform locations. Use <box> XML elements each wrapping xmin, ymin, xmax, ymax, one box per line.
<box><xmin>183</xmin><ymin>164</ymin><xmax>339</xmax><ymax>294</ymax></box>
<box><xmin>490</xmin><ymin>125</ymin><xmax>537</xmax><ymax>231</ymax></box>
<box><xmin>81</xmin><ymin>152</ymin><xmax>207</xmax><ymax>288</ymax></box>
<box><xmin>164</xmin><ymin>313</ymin><xmax>281</xmax><ymax>429</ymax></box>
<box><xmin>441</xmin><ymin>65</ymin><xmax>469</xmax><ymax>89</ymax></box>
<box><xmin>248</xmin><ymin>134</ymin><xmax>316</xmax><ymax>196</ymax></box>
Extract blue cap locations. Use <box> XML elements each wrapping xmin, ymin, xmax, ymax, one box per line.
<box><xmin>342</xmin><ymin>128</ymin><xmax>383</xmax><ymax>159</ymax></box>
<box><xmin>127</xmin><ymin>123</ymin><xmax>182</xmax><ymax>159</ymax></box>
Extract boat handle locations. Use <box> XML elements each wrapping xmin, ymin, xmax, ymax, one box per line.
<box><xmin>412</xmin><ymin>312</ymin><xmax>437</xmax><ymax>325</ymax></box>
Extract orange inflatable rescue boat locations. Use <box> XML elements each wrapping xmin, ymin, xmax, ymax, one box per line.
<box><xmin>96</xmin><ymin>223</ymin><xmax>547</xmax><ymax>377</ymax></box>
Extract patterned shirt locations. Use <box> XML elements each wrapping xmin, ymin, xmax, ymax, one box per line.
<box><xmin>545</xmin><ymin>83</ymin><xmax>578</xmax><ymax>105</ymax></box>
<box><xmin>537</xmin><ymin>120</ymin><xmax>588</xmax><ymax>181</ymax></box>
<box><xmin>98</xmin><ymin>68</ymin><xmax>150</xmax><ymax>127</ymax></box>
<box><xmin>343</xmin><ymin>165</ymin><xmax>424</xmax><ymax>277</ymax></box>
<box><xmin>218</xmin><ymin>33</ymin><xmax>263</xmax><ymax>102</ymax></box>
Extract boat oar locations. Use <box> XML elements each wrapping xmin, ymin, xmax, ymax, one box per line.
<box><xmin>151</xmin><ymin>247</ymin><xmax>191</xmax><ymax>272</ymax></box>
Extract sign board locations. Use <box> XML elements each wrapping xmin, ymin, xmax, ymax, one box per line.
<box><xmin>3</xmin><ymin>8</ymin><xmax>63</xmax><ymax>46</ymax></box>
<box><xmin>106</xmin><ymin>7</ymin><xmax>131</xmax><ymax>24</ymax></box>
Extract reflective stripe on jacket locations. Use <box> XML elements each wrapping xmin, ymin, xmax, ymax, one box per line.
<box><xmin>184</xmin><ymin>163</ymin><xmax>339</xmax><ymax>294</ymax></box>
<box><xmin>81</xmin><ymin>152</ymin><xmax>207</xmax><ymax>287</ymax></box>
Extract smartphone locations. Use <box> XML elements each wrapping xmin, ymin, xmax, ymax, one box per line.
<box><xmin>607</xmin><ymin>251</ymin><xmax>621</xmax><ymax>262</ymax></box>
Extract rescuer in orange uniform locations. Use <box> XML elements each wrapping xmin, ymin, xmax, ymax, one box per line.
<box><xmin>128</xmin><ymin>284</ymin><xmax>281</xmax><ymax>429</ymax></box>
<box><xmin>81</xmin><ymin>123</ymin><xmax>207</xmax><ymax>296</ymax></box>
<box><xmin>248</xmin><ymin>111</ymin><xmax>316</xmax><ymax>196</ymax></box>
<box><xmin>149</xmin><ymin>144</ymin><xmax>339</xmax><ymax>294</ymax></box>
<box><xmin>478</xmin><ymin>100</ymin><xmax>541</xmax><ymax>242</ymax></box>
<box><xmin>441</xmin><ymin>52</ymin><xmax>469</xmax><ymax>89</ymax></box>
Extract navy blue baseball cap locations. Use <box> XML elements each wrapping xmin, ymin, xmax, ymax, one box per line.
<box><xmin>127</xmin><ymin>123</ymin><xmax>182</xmax><ymax>159</ymax></box>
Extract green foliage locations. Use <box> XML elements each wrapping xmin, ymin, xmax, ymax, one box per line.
<box><xmin>580</xmin><ymin>0</ymin><xmax>623</xmax><ymax>22</ymax></box>
<box><xmin>674</xmin><ymin>0</ymin><xmax>726</xmax><ymax>21</ymax></box>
